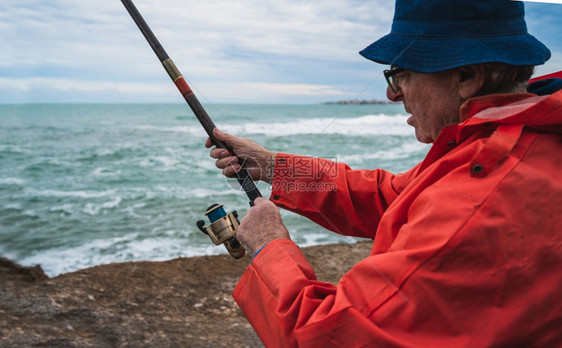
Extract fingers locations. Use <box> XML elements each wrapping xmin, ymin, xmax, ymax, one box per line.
<box><xmin>217</xmin><ymin>159</ymin><xmax>241</xmax><ymax>177</ymax></box>
<box><xmin>209</xmin><ymin>147</ymin><xmax>231</xmax><ymax>159</ymax></box>
<box><xmin>206</xmin><ymin>128</ymin><xmax>270</xmax><ymax>181</ymax></box>
<box><xmin>208</xmin><ymin>128</ymin><xmax>241</xmax><ymax>176</ymax></box>
<box><xmin>222</xmin><ymin>164</ymin><xmax>241</xmax><ymax>177</ymax></box>
<box><xmin>237</xmin><ymin>197</ymin><xmax>289</xmax><ymax>255</ymax></box>
<box><xmin>245</xmin><ymin>198</ymin><xmax>278</xmax><ymax>220</ymax></box>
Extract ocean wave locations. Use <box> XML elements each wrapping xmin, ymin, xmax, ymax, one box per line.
<box><xmin>190</xmin><ymin>187</ymin><xmax>240</xmax><ymax>199</ymax></box>
<box><xmin>24</xmin><ymin>188</ymin><xmax>117</xmax><ymax>199</ymax></box>
<box><xmin>0</xmin><ymin>177</ymin><xmax>26</xmax><ymax>186</ymax></box>
<box><xmin>77</xmin><ymin>146</ymin><xmax>148</xmax><ymax>163</ymax></box>
<box><xmin>222</xmin><ymin>114</ymin><xmax>413</xmax><ymax>137</ymax></box>
<box><xmin>0</xmin><ymin>145</ymin><xmax>33</xmax><ymax>155</ymax></box>
<box><xmin>2</xmin><ymin>203</ymin><xmax>22</xmax><ymax>211</ymax></box>
<box><xmin>15</xmin><ymin>234</ymin><xmax>137</xmax><ymax>276</ymax></box>
<box><xmin>83</xmin><ymin>197</ymin><xmax>122</xmax><ymax>216</ymax></box>
<box><xmin>338</xmin><ymin>141</ymin><xmax>429</xmax><ymax>164</ymax></box>
<box><xmin>152</xmin><ymin>185</ymin><xmax>237</xmax><ymax>200</ymax></box>
<box><xmin>15</xmin><ymin>232</ymin><xmax>220</xmax><ymax>277</ymax></box>
<box><xmin>49</xmin><ymin>204</ymin><xmax>75</xmax><ymax>215</ymax></box>
<box><xmin>133</xmin><ymin>124</ymin><xmax>203</xmax><ymax>136</ymax></box>
<box><xmin>129</xmin><ymin>114</ymin><xmax>412</xmax><ymax>138</ymax></box>
<box><xmin>138</xmin><ymin>155</ymin><xmax>183</xmax><ymax>170</ymax></box>
<box><xmin>23</xmin><ymin>159</ymin><xmax>74</xmax><ymax>174</ymax></box>
<box><xmin>92</xmin><ymin>167</ymin><xmax>122</xmax><ymax>177</ymax></box>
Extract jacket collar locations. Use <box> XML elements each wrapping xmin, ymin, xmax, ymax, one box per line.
<box><xmin>459</xmin><ymin>93</ymin><xmax>538</xmax><ymax>122</ymax></box>
<box><xmin>457</xmin><ymin>89</ymin><xmax>562</xmax><ymax>141</ymax></box>
<box><xmin>418</xmin><ymin>87</ymin><xmax>562</xmax><ymax>174</ymax></box>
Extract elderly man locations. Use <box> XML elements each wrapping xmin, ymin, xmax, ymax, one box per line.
<box><xmin>207</xmin><ymin>0</ymin><xmax>562</xmax><ymax>346</ymax></box>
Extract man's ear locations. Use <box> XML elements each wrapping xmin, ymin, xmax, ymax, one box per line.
<box><xmin>458</xmin><ymin>65</ymin><xmax>485</xmax><ymax>99</ymax></box>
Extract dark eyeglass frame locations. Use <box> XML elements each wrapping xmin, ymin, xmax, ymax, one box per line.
<box><xmin>384</xmin><ymin>67</ymin><xmax>406</xmax><ymax>93</ymax></box>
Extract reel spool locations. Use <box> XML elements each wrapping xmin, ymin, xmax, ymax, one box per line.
<box><xmin>197</xmin><ymin>204</ymin><xmax>245</xmax><ymax>259</ymax></box>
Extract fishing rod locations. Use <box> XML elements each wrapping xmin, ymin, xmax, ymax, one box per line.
<box><xmin>122</xmin><ymin>0</ymin><xmax>261</xmax><ymax>258</ymax></box>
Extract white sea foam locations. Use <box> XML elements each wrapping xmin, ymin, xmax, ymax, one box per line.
<box><xmin>150</xmin><ymin>185</ymin><xmax>236</xmax><ymax>200</ymax></box>
<box><xmin>133</xmin><ymin>124</ymin><xmax>203</xmax><ymax>136</ymax></box>
<box><xmin>17</xmin><ymin>232</ymin><xmax>222</xmax><ymax>277</ymax></box>
<box><xmin>138</xmin><ymin>155</ymin><xmax>183</xmax><ymax>170</ymax></box>
<box><xmin>3</xmin><ymin>203</ymin><xmax>22</xmax><ymax>210</ymax></box>
<box><xmin>132</xmin><ymin>114</ymin><xmax>412</xmax><ymax>137</ymax></box>
<box><xmin>293</xmin><ymin>231</ymin><xmax>362</xmax><ymax>249</ymax></box>
<box><xmin>83</xmin><ymin>197</ymin><xmax>122</xmax><ymax>215</ymax></box>
<box><xmin>300</xmin><ymin>233</ymin><xmax>332</xmax><ymax>246</ymax></box>
<box><xmin>92</xmin><ymin>167</ymin><xmax>122</xmax><ymax>177</ymax></box>
<box><xmin>49</xmin><ymin>204</ymin><xmax>75</xmax><ymax>215</ymax></box>
<box><xmin>153</xmin><ymin>155</ymin><xmax>181</xmax><ymax>169</ymax></box>
<box><xmin>338</xmin><ymin>141</ymin><xmax>429</xmax><ymax>165</ymax></box>
<box><xmin>190</xmin><ymin>187</ymin><xmax>239</xmax><ymax>198</ymax></box>
<box><xmin>17</xmin><ymin>235</ymin><xmax>136</xmax><ymax>276</ymax></box>
<box><xmin>221</xmin><ymin>114</ymin><xmax>413</xmax><ymax>137</ymax></box>
<box><xmin>0</xmin><ymin>177</ymin><xmax>26</xmax><ymax>186</ymax></box>
<box><xmin>0</xmin><ymin>145</ymin><xmax>32</xmax><ymax>154</ymax></box>
<box><xmin>24</xmin><ymin>188</ymin><xmax>117</xmax><ymax>199</ymax></box>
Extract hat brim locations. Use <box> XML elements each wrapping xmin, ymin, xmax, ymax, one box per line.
<box><xmin>360</xmin><ymin>33</ymin><xmax>551</xmax><ymax>73</ymax></box>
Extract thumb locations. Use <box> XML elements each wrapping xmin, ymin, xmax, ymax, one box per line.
<box><xmin>214</xmin><ymin>128</ymin><xmax>245</xmax><ymax>150</ymax></box>
<box><xmin>211</xmin><ymin>128</ymin><xmax>232</xmax><ymax>149</ymax></box>
<box><xmin>213</xmin><ymin>128</ymin><xmax>232</xmax><ymax>142</ymax></box>
<box><xmin>253</xmin><ymin>197</ymin><xmax>269</xmax><ymax>206</ymax></box>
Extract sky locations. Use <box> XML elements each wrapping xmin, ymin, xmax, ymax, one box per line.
<box><xmin>0</xmin><ymin>0</ymin><xmax>561</xmax><ymax>104</ymax></box>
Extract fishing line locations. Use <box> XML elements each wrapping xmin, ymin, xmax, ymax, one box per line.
<box><xmin>69</xmin><ymin>1</ymin><xmax>230</xmax><ymax>298</ymax></box>
<box><xmin>70</xmin><ymin>0</ymin><xmax>124</xmax><ymax>102</ymax></box>
<box><xmin>296</xmin><ymin>39</ymin><xmax>418</xmax><ymax>251</ymax></box>
<box><xmin>75</xmin><ymin>0</ymin><xmax>247</xmax><ymax>138</ymax></box>
<box><xmin>181</xmin><ymin>75</ymin><xmax>246</xmax><ymax>138</ymax></box>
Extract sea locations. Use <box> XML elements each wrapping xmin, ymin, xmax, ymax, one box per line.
<box><xmin>0</xmin><ymin>103</ymin><xmax>430</xmax><ymax>277</ymax></box>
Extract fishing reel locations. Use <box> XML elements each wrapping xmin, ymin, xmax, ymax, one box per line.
<box><xmin>197</xmin><ymin>203</ymin><xmax>245</xmax><ymax>259</ymax></box>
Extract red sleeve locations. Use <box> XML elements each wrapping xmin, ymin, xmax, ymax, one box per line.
<box><xmin>269</xmin><ymin>153</ymin><xmax>418</xmax><ymax>239</ymax></box>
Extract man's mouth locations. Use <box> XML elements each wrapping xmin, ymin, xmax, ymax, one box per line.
<box><xmin>404</xmin><ymin>107</ymin><xmax>414</xmax><ymax>126</ymax></box>
<box><xmin>406</xmin><ymin>115</ymin><xmax>415</xmax><ymax>127</ymax></box>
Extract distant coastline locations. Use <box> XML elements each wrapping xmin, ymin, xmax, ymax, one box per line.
<box><xmin>321</xmin><ymin>99</ymin><xmax>397</xmax><ymax>105</ymax></box>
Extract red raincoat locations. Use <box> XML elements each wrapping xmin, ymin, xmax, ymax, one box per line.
<box><xmin>233</xmin><ymin>84</ymin><xmax>562</xmax><ymax>347</ymax></box>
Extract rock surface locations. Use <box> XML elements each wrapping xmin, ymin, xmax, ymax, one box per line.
<box><xmin>0</xmin><ymin>241</ymin><xmax>371</xmax><ymax>347</ymax></box>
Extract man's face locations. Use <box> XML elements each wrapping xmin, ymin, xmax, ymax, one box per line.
<box><xmin>387</xmin><ymin>70</ymin><xmax>462</xmax><ymax>143</ymax></box>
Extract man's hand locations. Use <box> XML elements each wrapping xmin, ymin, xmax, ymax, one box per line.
<box><xmin>206</xmin><ymin>129</ymin><xmax>277</xmax><ymax>184</ymax></box>
<box><xmin>237</xmin><ymin>197</ymin><xmax>291</xmax><ymax>256</ymax></box>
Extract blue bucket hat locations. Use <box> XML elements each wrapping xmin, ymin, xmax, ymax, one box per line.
<box><xmin>360</xmin><ymin>0</ymin><xmax>551</xmax><ymax>73</ymax></box>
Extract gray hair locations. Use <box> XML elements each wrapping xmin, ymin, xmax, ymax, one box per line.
<box><xmin>474</xmin><ymin>63</ymin><xmax>534</xmax><ymax>97</ymax></box>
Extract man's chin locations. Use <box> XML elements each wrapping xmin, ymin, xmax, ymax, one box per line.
<box><xmin>413</xmin><ymin>129</ymin><xmax>433</xmax><ymax>144</ymax></box>
<box><xmin>416</xmin><ymin>134</ymin><xmax>434</xmax><ymax>144</ymax></box>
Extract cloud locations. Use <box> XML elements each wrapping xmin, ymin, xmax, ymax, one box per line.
<box><xmin>0</xmin><ymin>76</ymin><xmax>347</xmax><ymax>104</ymax></box>
<box><xmin>0</xmin><ymin>77</ymin><xmax>165</xmax><ymax>93</ymax></box>
<box><xmin>0</xmin><ymin>0</ymin><xmax>394</xmax><ymax>103</ymax></box>
<box><xmin>1</xmin><ymin>0</ymin><xmax>560</xmax><ymax>103</ymax></box>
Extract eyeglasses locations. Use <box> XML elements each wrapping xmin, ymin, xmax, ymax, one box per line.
<box><xmin>384</xmin><ymin>67</ymin><xmax>406</xmax><ymax>93</ymax></box>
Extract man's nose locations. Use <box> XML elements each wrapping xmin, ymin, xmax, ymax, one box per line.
<box><xmin>386</xmin><ymin>85</ymin><xmax>403</xmax><ymax>102</ymax></box>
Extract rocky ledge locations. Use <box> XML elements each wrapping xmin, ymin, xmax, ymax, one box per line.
<box><xmin>0</xmin><ymin>241</ymin><xmax>371</xmax><ymax>347</ymax></box>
